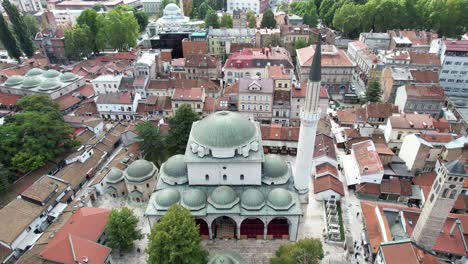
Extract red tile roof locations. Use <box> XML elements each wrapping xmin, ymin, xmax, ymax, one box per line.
<box><xmin>133</xmin><ymin>75</ymin><xmax>146</xmax><ymax>86</ymax></box>
<box><xmin>39</xmin><ymin>207</ymin><xmax>111</xmax><ymax>264</ymax></box>
<box><xmin>96</xmin><ymin>92</ymin><xmax>132</xmax><ymax>105</ymax></box>
<box><xmin>267</xmin><ymin>65</ymin><xmax>290</xmax><ymax>79</ymax></box>
<box><xmin>388</xmin><ymin>114</ymin><xmax>435</xmax><ymax>130</ymax></box>
<box><xmin>352</xmin><ymin>140</ymin><xmax>384</xmax><ymax>175</ymax></box>
<box><xmin>366</xmin><ymin>102</ymin><xmax>398</xmax><ymax>119</ymax></box>
<box><xmin>55</xmin><ymin>94</ymin><xmax>81</xmax><ymax>111</ymax></box>
<box><xmin>224</xmin><ymin>47</ymin><xmax>293</xmax><ymax>70</ymax></box>
<box><xmin>297</xmin><ymin>44</ymin><xmax>354</xmax><ymax>67</ymax></box>
<box><xmin>315</xmin><ymin>162</ymin><xmax>338</xmax><ymax>177</ymax></box>
<box><xmin>260</xmin><ymin>124</ymin><xmax>299</xmax><ymax>142</ymax></box>
<box><xmin>172</xmin><ymin>88</ymin><xmax>203</xmax><ymax>101</ymax></box>
<box><xmin>356</xmin><ymin>183</ymin><xmax>381</xmax><ymax>195</ymax></box>
<box><xmin>314</xmin><ymin>134</ymin><xmax>336</xmax><ymax>160</ymax></box>
<box><xmin>374</xmin><ymin>143</ymin><xmax>394</xmax><ymax>156</ymax></box>
<box><xmin>419</xmin><ymin>132</ymin><xmax>456</xmax><ymax>143</ymax></box>
<box><xmin>380</xmin><ymin>241</ymin><xmax>438</xmax><ymax>264</ymax></box>
<box><xmin>336</xmin><ymin>107</ymin><xmax>367</xmax><ymax>124</ymax></box>
<box><xmin>313</xmin><ymin>175</ymin><xmax>344</xmax><ymax>195</ymax></box>
<box><xmin>185</xmin><ymin>54</ymin><xmax>219</xmax><ymax>68</ymax></box>
<box><xmin>148</xmin><ymin>78</ymin><xmax>220</xmax><ymax>93</ymax></box>
<box><xmin>405</xmin><ymin>84</ymin><xmax>445</xmax><ymax>100</ymax></box>
<box><xmin>410</xmin><ymin>70</ymin><xmax>439</xmax><ymax>84</ymax></box>
<box><xmin>381</xmin><ymin>178</ymin><xmax>401</xmax><ymax>194</ymax></box>
<box><xmin>319</xmin><ymin>87</ymin><xmax>328</xmax><ymax>99</ymax></box>
<box><xmin>453</xmin><ymin>194</ymin><xmax>468</xmax><ymax>211</ymax></box>
<box><xmin>77</xmin><ymin>83</ymin><xmax>95</xmax><ymax>98</ymax></box>
<box><xmin>409</xmin><ymin>52</ymin><xmax>440</xmax><ymax>65</ymax></box>
<box><xmin>361</xmin><ymin>201</ymin><xmax>392</xmax><ymax>254</ymax></box>
<box><xmin>444</xmin><ymin>40</ymin><xmax>468</xmax><ymax>52</ymax></box>
<box><xmin>0</xmin><ymin>93</ymin><xmax>21</xmax><ymax>106</ymax></box>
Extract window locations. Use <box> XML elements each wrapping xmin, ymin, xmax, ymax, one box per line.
<box><xmin>449</xmin><ymin>190</ymin><xmax>457</xmax><ymax>199</ymax></box>
<box><xmin>240</xmin><ymin>174</ymin><xmax>244</xmax><ymax>180</ymax></box>
<box><xmin>205</xmin><ymin>174</ymin><xmax>209</xmax><ymax>181</ymax></box>
<box><xmin>134</xmin><ymin>186</ymin><xmax>137</xmax><ymax>190</ymax></box>
<box><xmin>430</xmin><ymin>193</ymin><xmax>435</xmax><ymax>202</ymax></box>
<box><xmin>455</xmin><ymin>62</ymin><xmax>462</xmax><ymax>65</ymax></box>
<box><xmin>445</xmin><ymin>61</ymin><xmax>452</xmax><ymax>65</ymax></box>
<box><xmin>223</xmin><ymin>174</ymin><xmax>227</xmax><ymax>181</ymax></box>
<box><xmin>146</xmin><ymin>183</ymin><xmax>150</xmax><ymax>188</ymax></box>
<box><xmin>397</xmin><ymin>133</ymin><xmax>402</xmax><ymax>140</ymax></box>
<box><xmin>223</xmin><ymin>166</ymin><xmax>227</xmax><ymax>170</ymax></box>
<box><xmin>442</xmin><ymin>188</ymin><xmax>449</xmax><ymax>198</ymax></box>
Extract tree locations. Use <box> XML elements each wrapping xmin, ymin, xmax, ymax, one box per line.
<box><xmin>246</xmin><ymin>10</ymin><xmax>256</xmax><ymax>28</ymax></box>
<box><xmin>136</xmin><ymin>121</ymin><xmax>165</xmax><ymax>166</ymax></box>
<box><xmin>197</xmin><ymin>2</ymin><xmax>212</xmax><ymax>20</ymax></box>
<box><xmin>294</xmin><ymin>38</ymin><xmax>308</xmax><ymax>49</ymax></box>
<box><xmin>277</xmin><ymin>1</ymin><xmax>290</xmax><ymax>12</ymax></box>
<box><xmin>91</xmin><ymin>3</ymin><xmax>106</xmax><ymax>11</ymax></box>
<box><xmin>23</xmin><ymin>15</ymin><xmax>39</xmax><ymax>39</ymax></box>
<box><xmin>261</xmin><ymin>9</ymin><xmax>276</xmax><ymax>28</ymax></box>
<box><xmin>2</xmin><ymin>0</ymin><xmax>35</xmax><ymax>57</ymax></box>
<box><xmin>364</xmin><ymin>80</ymin><xmax>382</xmax><ymax>102</ymax></box>
<box><xmin>204</xmin><ymin>9</ymin><xmax>220</xmax><ymax>28</ymax></box>
<box><xmin>98</xmin><ymin>7</ymin><xmax>139</xmax><ymax>51</ymax></box>
<box><xmin>206</xmin><ymin>0</ymin><xmax>223</xmax><ymax>10</ymax></box>
<box><xmin>165</xmin><ymin>104</ymin><xmax>200</xmax><ymax>155</ymax></box>
<box><xmin>0</xmin><ymin>14</ymin><xmax>21</xmax><ymax>61</ymax></box>
<box><xmin>134</xmin><ymin>10</ymin><xmax>149</xmax><ymax>32</ymax></box>
<box><xmin>332</xmin><ymin>2</ymin><xmax>362</xmax><ymax>38</ymax></box>
<box><xmin>0</xmin><ymin>163</ymin><xmax>11</xmax><ymax>193</ymax></box>
<box><xmin>77</xmin><ymin>9</ymin><xmax>101</xmax><ymax>54</ymax></box>
<box><xmin>147</xmin><ymin>205</ymin><xmax>208</xmax><ymax>264</ymax></box>
<box><xmin>318</xmin><ymin>0</ymin><xmax>336</xmax><ymax>25</ymax></box>
<box><xmin>64</xmin><ymin>25</ymin><xmax>93</xmax><ymax>61</ymax></box>
<box><xmin>219</xmin><ymin>13</ymin><xmax>233</xmax><ymax>28</ymax></box>
<box><xmin>270</xmin><ymin>238</ymin><xmax>324</xmax><ymax>264</ymax></box>
<box><xmin>290</xmin><ymin>0</ymin><xmax>318</xmax><ymax>27</ymax></box>
<box><xmin>105</xmin><ymin>208</ymin><xmax>143</xmax><ymax>253</ymax></box>
<box><xmin>0</xmin><ymin>95</ymin><xmax>76</xmax><ymax>172</ymax></box>
<box><xmin>262</xmin><ymin>34</ymin><xmax>281</xmax><ymax>47</ymax></box>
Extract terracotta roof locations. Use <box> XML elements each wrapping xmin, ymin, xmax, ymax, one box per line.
<box><xmin>374</xmin><ymin>143</ymin><xmax>394</xmax><ymax>156</ymax></box>
<box><xmin>260</xmin><ymin>124</ymin><xmax>299</xmax><ymax>141</ymax></box>
<box><xmin>314</xmin><ymin>134</ymin><xmax>336</xmax><ymax>160</ymax></box>
<box><xmin>21</xmin><ymin>176</ymin><xmax>67</xmax><ymax>204</ymax></box>
<box><xmin>392</xmin><ymin>31</ymin><xmax>436</xmax><ymax>46</ymax></box>
<box><xmin>381</xmin><ymin>178</ymin><xmax>401</xmax><ymax>194</ymax></box>
<box><xmin>419</xmin><ymin>132</ymin><xmax>456</xmax><ymax>143</ymax></box>
<box><xmin>171</xmin><ymin>58</ymin><xmax>185</xmax><ymax>67</ymax></box>
<box><xmin>55</xmin><ymin>94</ymin><xmax>82</xmax><ymax>111</ymax></box>
<box><xmin>0</xmin><ymin>93</ymin><xmax>21</xmax><ymax>106</ymax></box>
<box><xmin>224</xmin><ymin>82</ymin><xmax>239</xmax><ymax>94</ymax></box>
<box><xmin>432</xmin><ymin>119</ymin><xmax>450</xmax><ymax>132</ymax></box>
<box><xmin>273</xmin><ymin>90</ymin><xmax>290</xmax><ymax>102</ymax></box>
<box><xmin>409</xmin><ymin>52</ymin><xmax>440</xmax><ymax>65</ymax></box>
<box><xmin>185</xmin><ymin>54</ymin><xmax>219</xmax><ymax>68</ymax></box>
<box><xmin>400</xmin><ymin>179</ymin><xmax>412</xmax><ymax>196</ymax></box>
<box><xmin>344</xmin><ymin>129</ymin><xmax>361</xmax><ymax>139</ymax></box>
<box><xmin>133</xmin><ymin>76</ymin><xmax>146</xmax><ymax>86</ymax></box>
<box><xmin>319</xmin><ymin>87</ymin><xmax>328</xmax><ymax>99</ymax></box>
<box><xmin>136</xmin><ymin>96</ymin><xmax>171</xmax><ymax>114</ymax></box>
<box><xmin>380</xmin><ymin>241</ymin><xmax>438</xmax><ymax>264</ymax></box>
<box><xmin>172</xmin><ymin>88</ymin><xmax>203</xmax><ymax>101</ymax></box>
<box><xmin>454</xmin><ymin>194</ymin><xmax>468</xmax><ymax>211</ymax></box>
<box><xmin>76</xmin><ymin>83</ymin><xmax>95</xmax><ymax>98</ymax></box>
<box><xmin>352</xmin><ymin>140</ymin><xmax>384</xmax><ymax>175</ymax></box>
<box><xmin>356</xmin><ymin>183</ymin><xmax>381</xmax><ymax>195</ymax></box>
<box><xmin>361</xmin><ymin>201</ymin><xmax>392</xmax><ymax>254</ymax></box>
<box><xmin>444</xmin><ymin>40</ymin><xmax>468</xmax><ymax>52</ymax></box>
<box><xmin>267</xmin><ymin>65</ymin><xmax>290</xmax><ymax>79</ymax></box>
<box><xmin>366</xmin><ymin>102</ymin><xmax>398</xmax><ymax>118</ymax></box>
<box><xmin>74</xmin><ymin>100</ymin><xmax>98</xmax><ymax>116</ymax></box>
<box><xmin>148</xmin><ymin>78</ymin><xmax>220</xmax><ymax>93</ymax></box>
<box><xmin>388</xmin><ymin>114</ymin><xmax>435</xmax><ymax>130</ymax></box>
<box><xmin>224</xmin><ymin>47</ymin><xmax>293</xmax><ymax>70</ymax></box>
<box><xmin>296</xmin><ymin>44</ymin><xmax>354</xmax><ymax>67</ymax></box>
<box><xmin>336</xmin><ymin>107</ymin><xmax>367</xmax><ymax>124</ymax></box>
<box><xmin>315</xmin><ymin>162</ymin><xmax>338</xmax><ymax>177</ymax></box>
<box><xmin>230</xmin><ymin>43</ymin><xmax>254</xmax><ymax>53</ymax></box>
<box><xmin>39</xmin><ymin>207</ymin><xmax>111</xmax><ymax>264</ymax></box>
<box><xmin>96</xmin><ymin>92</ymin><xmax>132</xmax><ymax>105</ymax></box>
<box><xmin>313</xmin><ymin>175</ymin><xmax>344</xmax><ymax>195</ymax></box>
<box><xmin>410</xmin><ymin>70</ymin><xmax>439</xmax><ymax>84</ymax></box>
<box><xmin>404</xmin><ymin>84</ymin><xmax>445</xmax><ymax>100</ymax></box>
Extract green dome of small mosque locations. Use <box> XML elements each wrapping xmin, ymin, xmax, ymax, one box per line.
<box><xmin>240</xmin><ymin>189</ymin><xmax>265</xmax><ymax>210</ymax></box>
<box><xmin>182</xmin><ymin>189</ymin><xmax>206</xmax><ymax>210</ymax></box>
<box><xmin>155</xmin><ymin>188</ymin><xmax>180</xmax><ymax>208</ymax></box>
<box><xmin>42</xmin><ymin>69</ymin><xmax>60</xmax><ymax>78</ymax></box>
<box><xmin>25</xmin><ymin>68</ymin><xmax>43</xmax><ymax>77</ymax></box>
<box><xmin>21</xmin><ymin>77</ymin><xmax>41</xmax><ymax>89</ymax></box>
<box><xmin>262</xmin><ymin>154</ymin><xmax>288</xmax><ymax>178</ymax></box>
<box><xmin>39</xmin><ymin>79</ymin><xmax>61</xmax><ymax>91</ymax></box>
<box><xmin>208</xmin><ymin>186</ymin><xmax>239</xmax><ymax>209</ymax></box>
<box><xmin>267</xmin><ymin>188</ymin><xmax>294</xmax><ymax>210</ymax></box>
<box><xmin>4</xmin><ymin>75</ymin><xmax>24</xmax><ymax>86</ymax></box>
<box><xmin>162</xmin><ymin>155</ymin><xmax>187</xmax><ymax>177</ymax></box>
<box><xmin>106</xmin><ymin>168</ymin><xmax>124</xmax><ymax>184</ymax></box>
<box><xmin>125</xmin><ymin>159</ymin><xmax>155</xmax><ymax>182</ymax></box>
<box><xmin>60</xmin><ymin>72</ymin><xmax>78</xmax><ymax>82</ymax></box>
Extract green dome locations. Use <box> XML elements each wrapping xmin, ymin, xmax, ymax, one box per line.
<box><xmin>39</xmin><ymin>79</ymin><xmax>61</xmax><ymax>91</ymax></box>
<box><xmin>182</xmin><ymin>189</ymin><xmax>206</xmax><ymax>210</ymax></box>
<box><xmin>106</xmin><ymin>168</ymin><xmax>124</xmax><ymax>183</ymax></box>
<box><xmin>155</xmin><ymin>188</ymin><xmax>180</xmax><ymax>208</ymax></box>
<box><xmin>25</xmin><ymin>68</ymin><xmax>43</xmax><ymax>77</ymax></box>
<box><xmin>125</xmin><ymin>159</ymin><xmax>154</xmax><ymax>182</ymax></box>
<box><xmin>240</xmin><ymin>189</ymin><xmax>265</xmax><ymax>210</ymax></box>
<box><xmin>42</xmin><ymin>69</ymin><xmax>60</xmax><ymax>78</ymax></box>
<box><xmin>60</xmin><ymin>72</ymin><xmax>78</xmax><ymax>82</ymax></box>
<box><xmin>267</xmin><ymin>188</ymin><xmax>294</xmax><ymax>210</ymax></box>
<box><xmin>163</xmin><ymin>155</ymin><xmax>187</xmax><ymax>177</ymax></box>
<box><xmin>208</xmin><ymin>186</ymin><xmax>239</xmax><ymax>209</ymax></box>
<box><xmin>21</xmin><ymin>77</ymin><xmax>41</xmax><ymax>89</ymax></box>
<box><xmin>212</xmin><ymin>256</ymin><xmax>234</xmax><ymax>264</ymax></box>
<box><xmin>4</xmin><ymin>75</ymin><xmax>24</xmax><ymax>86</ymax></box>
<box><xmin>263</xmin><ymin>155</ymin><xmax>288</xmax><ymax>178</ymax></box>
<box><xmin>192</xmin><ymin>111</ymin><xmax>256</xmax><ymax>149</ymax></box>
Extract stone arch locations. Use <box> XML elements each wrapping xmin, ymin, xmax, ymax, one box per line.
<box><xmin>195</xmin><ymin>218</ymin><xmax>209</xmax><ymax>239</ymax></box>
<box><xmin>240</xmin><ymin>218</ymin><xmax>264</xmax><ymax>239</ymax></box>
<box><xmin>267</xmin><ymin>217</ymin><xmax>290</xmax><ymax>239</ymax></box>
<box><xmin>212</xmin><ymin>216</ymin><xmax>237</xmax><ymax>239</ymax></box>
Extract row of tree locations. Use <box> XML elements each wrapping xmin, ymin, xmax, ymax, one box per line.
<box><xmin>64</xmin><ymin>5</ymin><xmax>148</xmax><ymax>61</ymax></box>
<box><xmin>319</xmin><ymin>0</ymin><xmax>468</xmax><ymax>38</ymax></box>
<box><xmin>106</xmin><ymin>205</ymin><xmax>324</xmax><ymax>264</ymax></box>
<box><xmin>277</xmin><ymin>0</ymin><xmax>319</xmax><ymax>28</ymax></box>
<box><xmin>0</xmin><ymin>0</ymin><xmax>37</xmax><ymax>61</ymax></box>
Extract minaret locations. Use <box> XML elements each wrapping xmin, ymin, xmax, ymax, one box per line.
<box><xmin>411</xmin><ymin>160</ymin><xmax>467</xmax><ymax>250</ymax></box>
<box><xmin>293</xmin><ymin>39</ymin><xmax>322</xmax><ymax>199</ymax></box>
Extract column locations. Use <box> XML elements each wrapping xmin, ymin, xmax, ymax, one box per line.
<box><xmin>236</xmin><ymin>226</ymin><xmax>240</xmax><ymax>240</ymax></box>
<box><xmin>208</xmin><ymin>223</ymin><xmax>213</xmax><ymax>240</ymax></box>
<box><xmin>264</xmin><ymin>225</ymin><xmax>268</xmax><ymax>240</ymax></box>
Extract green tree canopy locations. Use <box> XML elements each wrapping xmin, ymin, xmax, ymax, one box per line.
<box><xmin>134</xmin><ymin>9</ymin><xmax>149</xmax><ymax>32</ymax></box>
<box><xmin>0</xmin><ymin>95</ymin><xmax>76</xmax><ymax>173</ymax></box>
<box><xmin>270</xmin><ymin>238</ymin><xmax>324</xmax><ymax>264</ymax></box>
<box><xmin>105</xmin><ymin>207</ymin><xmax>143</xmax><ymax>253</ymax></box>
<box><xmin>246</xmin><ymin>11</ymin><xmax>256</xmax><ymax>28</ymax></box>
<box><xmin>261</xmin><ymin>9</ymin><xmax>277</xmax><ymax>28</ymax></box>
<box><xmin>205</xmin><ymin>10</ymin><xmax>220</xmax><ymax>28</ymax></box>
<box><xmin>91</xmin><ymin>3</ymin><xmax>106</xmax><ymax>11</ymax></box>
<box><xmin>98</xmin><ymin>7</ymin><xmax>139</xmax><ymax>51</ymax></box>
<box><xmin>147</xmin><ymin>205</ymin><xmax>208</xmax><ymax>264</ymax></box>
<box><xmin>364</xmin><ymin>80</ymin><xmax>382</xmax><ymax>102</ymax></box>
<box><xmin>219</xmin><ymin>14</ymin><xmax>233</xmax><ymax>28</ymax></box>
<box><xmin>0</xmin><ymin>163</ymin><xmax>12</xmax><ymax>193</ymax></box>
<box><xmin>0</xmin><ymin>14</ymin><xmax>21</xmax><ymax>61</ymax></box>
<box><xmin>290</xmin><ymin>1</ymin><xmax>318</xmax><ymax>27</ymax></box>
<box><xmin>64</xmin><ymin>25</ymin><xmax>93</xmax><ymax>61</ymax></box>
<box><xmin>136</xmin><ymin>121</ymin><xmax>166</xmax><ymax>166</ymax></box>
<box><xmin>262</xmin><ymin>34</ymin><xmax>281</xmax><ymax>47</ymax></box>
<box><xmin>197</xmin><ymin>2</ymin><xmax>213</xmax><ymax>20</ymax></box>
<box><xmin>294</xmin><ymin>38</ymin><xmax>308</xmax><ymax>49</ymax></box>
<box><xmin>332</xmin><ymin>2</ymin><xmax>362</xmax><ymax>38</ymax></box>
<box><xmin>77</xmin><ymin>9</ymin><xmax>101</xmax><ymax>54</ymax></box>
<box><xmin>23</xmin><ymin>15</ymin><xmax>39</xmax><ymax>39</ymax></box>
<box><xmin>165</xmin><ymin>104</ymin><xmax>200</xmax><ymax>155</ymax></box>
<box><xmin>2</xmin><ymin>0</ymin><xmax>35</xmax><ymax>57</ymax></box>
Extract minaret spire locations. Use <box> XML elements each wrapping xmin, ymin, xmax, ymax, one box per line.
<box><xmin>293</xmin><ymin>36</ymin><xmax>322</xmax><ymax>200</ymax></box>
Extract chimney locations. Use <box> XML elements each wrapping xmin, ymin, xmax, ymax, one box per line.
<box><xmin>449</xmin><ymin>219</ymin><xmax>460</xmax><ymax>236</ymax></box>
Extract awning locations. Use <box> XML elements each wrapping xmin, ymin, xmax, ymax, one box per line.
<box><xmin>16</xmin><ymin>232</ymin><xmax>42</xmax><ymax>250</ymax></box>
<box><xmin>48</xmin><ymin>202</ymin><xmax>67</xmax><ymax>218</ymax></box>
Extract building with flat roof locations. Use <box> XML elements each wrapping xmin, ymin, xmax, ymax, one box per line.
<box><xmin>394</xmin><ymin>84</ymin><xmax>445</xmax><ymax>116</ymax></box>
<box><xmin>439</xmin><ymin>40</ymin><xmax>468</xmax><ymax>97</ymax></box>
<box><xmin>208</xmin><ymin>28</ymin><xmax>256</xmax><ymax>56</ymax></box>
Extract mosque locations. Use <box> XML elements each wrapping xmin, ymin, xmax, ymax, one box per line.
<box><xmin>142</xmin><ymin>41</ymin><xmax>323</xmax><ymax>241</ymax></box>
<box><xmin>155</xmin><ymin>3</ymin><xmax>190</xmax><ymax>26</ymax></box>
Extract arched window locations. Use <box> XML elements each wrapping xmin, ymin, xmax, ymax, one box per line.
<box><xmin>448</xmin><ymin>177</ymin><xmax>453</xmax><ymax>181</ymax></box>
<box><xmin>442</xmin><ymin>188</ymin><xmax>449</xmax><ymax>198</ymax></box>
<box><xmin>146</xmin><ymin>183</ymin><xmax>150</xmax><ymax>188</ymax></box>
<box><xmin>134</xmin><ymin>186</ymin><xmax>137</xmax><ymax>190</ymax></box>
<box><xmin>223</xmin><ymin>174</ymin><xmax>227</xmax><ymax>181</ymax></box>
<box><xmin>449</xmin><ymin>190</ymin><xmax>457</xmax><ymax>199</ymax></box>
<box><xmin>240</xmin><ymin>174</ymin><xmax>244</xmax><ymax>181</ymax></box>
<box><xmin>430</xmin><ymin>193</ymin><xmax>435</xmax><ymax>203</ymax></box>
<box><xmin>205</xmin><ymin>174</ymin><xmax>209</xmax><ymax>181</ymax></box>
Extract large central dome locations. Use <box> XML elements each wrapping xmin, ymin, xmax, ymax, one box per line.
<box><xmin>191</xmin><ymin>111</ymin><xmax>256</xmax><ymax>149</ymax></box>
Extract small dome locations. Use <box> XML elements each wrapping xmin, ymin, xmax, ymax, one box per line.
<box><xmin>25</xmin><ymin>68</ymin><xmax>43</xmax><ymax>77</ymax></box>
<box><xmin>263</xmin><ymin>155</ymin><xmax>288</xmax><ymax>178</ymax></box>
<box><xmin>211</xmin><ymin>256</ymin><xmax>234</xmax><ymax>264</ymax></box>
<box><xmin>182</xmin><ymin>189</ymin><xmax>206</xmax><ymax>210</ymax></box>
<box><xmin>208</xmin><ymin>186</ymin><xmax>239</xmax><ymax>209</ymax></box>
<box><xmin>60</xmin><ymin>72</ymin><xmax>78</xmax><ymax>82</ymax></box>
<box><xmin>241</xmin><ymin>189</ymin><xmax>265</xmax><ymax>210</ymax></box>
<box><xmin>163</xmin><ymin>155</ymin><xmax>187</xmax><ymax>177</ymax></box>
<box><xmin>164</xmin><ymin>3</ymin><xmax>181</xmax><ymax>14</ymax></box>
<box><xmin>125</xmin><ymin>159</ymin><xmax>154</xmax><ymax>182</ymax></box>
<box><xmin>155</xmin><ymin>188</ymin><xmax>180</xmax><ymax>208</ymax></box>
<box><xmin>42</xmin><ymin>69</ymin><xmax>60</xmax><ymax>78</ymax></box>
<box><xmin>192</xmin><ymin>111</ymin><xmax>256</xmax><ymax>149</ymax></box>
<box><xmin>4</xmin><ymin>75</ymin><xmax>24</xmax><ymax>86</ymax></box>
<box><xmin>21</xmin><ymin>77</ymin><xmax>41</xmax><ymax>89</ymax></box>
<box><xmin>267</xmin><ymin>188</ymin><xmax>294</xmax><ymax>210</ymax></box>
<box><xmin>39</xmin><ymin>79</ymin><xmax>61</xmax><ymax>91</ymax></box>
<box><xmin>106</xmin><ymin>167</ymin><xmax>124</xmax><ymax>183</ymax></box>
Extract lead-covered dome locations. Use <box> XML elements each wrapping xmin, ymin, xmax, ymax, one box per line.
<box><xmin>4</xmin><ymin>75</ymin><xmax>24</xmax><ymax>86</ymax></box>
<box><xmin>267</xmin><ymin>188</ymin><xmax>294</xmax><ymax>210</ymax></box>
<box><xmin>60</xmin><ymin>72</ymin><xmax>78</xmax><ymax>82</ymax></box>
<box><xmin>208</xmin><ymin>186</ymin><xmax>239</xmax><ymax>209</ymax></box>
<box><xmin>26</xmin><ymin>68</ymin><xmax>43</xmax><ymax>77</ymax></box>
<box><xmin>106</xmin><ymin>167</ymin><xmax>124</xmax><ymax>184</ymax></box>
<box><xmin>39</xmin><ymin>78</ymin><xmax>61</xmax><ymax>91</ymax></box>
<box><xmin>241</xmin><ymin>189</ymin><xmax>265</xmax><ymax>210</ymax></box>
<box><xmin>21</xmin><ymin>77</ymin><xmax>41</xmax><ymax>89</ymax></box>
<box><xmin>182</xmin><ymin>189</ymin><xmax>206</xmax><ymax>210</ymax></box>
<box><xmin>164</xmin><ymin>3</ymin><xmax>182</xmax><ymax>16</ymax></box>
<box><xmin>155</xmin><ymin>188</ymin><xmax>180</xmax><ymax>209</ymax></box>
<box><xmin>161</xmin><ymin>155</ymin><xmax>188</xmax><ymax>185</ymax></box>
<box><xmin>42</xmin><ymin>69</ymin><xmax>60</xmax><ymax>78</ymax></box>
<box><xmin>262</xmin><ymin>154</ymin><xmax>290</xmax><ymax>185</ymax></box>
<box><xmin>192</xmin><ymin>111</ymin><xmax>256</xmax><ymax>149</ymax></box>
<box><xmin>125</xmin><ymin>159</ymin><xmax>155</xmax><ymax>182</ymax></box>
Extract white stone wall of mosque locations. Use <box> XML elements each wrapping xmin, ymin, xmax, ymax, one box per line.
<box><xmin>187</xmin><ymin>162</ymin><xmax>262</xmax><ymax>185</ymax></box>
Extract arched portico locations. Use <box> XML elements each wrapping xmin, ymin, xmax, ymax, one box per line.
<box><xmin>267</xmin><ymin>217</ymin><xmax>290</xmax><ymax>240</ymax></box>
<box><xmin>240</xmin><ymin>218</ymin><xmax>264</xmax><ymax>239</ymax></box>
<box><xmin>195</xmin><ymin>219</ymin><xmax>209</xmax><ymax>239</ymax></box>
<box><xmin>212</xmin><ymin>216</ymin><xmax>237</xmax><ymax>239</ymax></box>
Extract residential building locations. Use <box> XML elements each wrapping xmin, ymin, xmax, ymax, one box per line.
<box><xmin>136</xmin><ymin>95</ymin><xmax>172</xmax><ymax>118</ymax></box>
<box><xmin>394</xmin><ymin>84</ymin><xmax>445</xmax><ymax>116</ymax></box>
<box><xmin>279</xmin><ymin>25</ymin><xmax>313</xmax><ymax>54</ymax></box>
<box><xmin>296</xmin><ymin>44</ymin><xmax>354</xmax><ymax>94</ymax></box>
<box><xmin>343</xmin><ymin>140</ymin><xmax>384</xmax><ymax>186</ymax></box>
<box><xmin>34</xmin><ymin>29</ymin><xmax>66</xmax><ymax>64</ymax></box>
<box><xmin>185</xmin><ymin>54</ymin><xmax>221</xmax><ymax>80</ymax></box>
<box><xmin>232</xmin><ymin>9</ymin><xmax>247</xmax><ymax>29</ymax></box>
<box><xmin>12</xmin><ymin>0</ymin><xmax>43</xmax><ymax>12</ymax></box>
<box><xmin>0</xmin><ymin>68</ymin><xmax>85</xmax><ymax>100</ymax></box>
<box><xmin>238</xmin><ymin>77</ymin><xmax>274</xmax><ymax>123</ymax></box>
<box><xmin>92</xmin><ymin>75</ymin><xmax>123</xmax><ymax>94</ymax></box>
<box><xmin>226</xmin><ymin>0</ymin><xmax>269</xmax><ymax>14</ymax></box>
<box><xmin>64</xmin><ymin>116</ymin><xmax>104</xmax><ymax>135</ymax></box>
<box><xmin>207</xmin><ymin>28</ymin><xmax>256</xmax><ymax>56</ymax></box>
<box><xmin>260</xmin><ymin>124</ymin><xmax>299</xmax><ymax>155</ymax></box>
<box><xmin>0</xmin><ymin>176</ymin><xmax>71</xmax><ymax>263</ymax></box>
<box><xmin>439</xmin><ymin>40</ymin><xmax>468</xmax><ymax>97</ymax></box>
<box><xmin>347</xmin><ymin>41</ymin><xmax>382</xmax><ymax>85</ymax></box>
<box><xmin>171</xmin><ymin>87</ymin><xmax>205</xmax><ymax>113</ymax></box>
<box><xmin>96</xmin><ymin>92</ymin><xmax>141</xmax><ymax>120</ymax></box>
<box><xmin>285</xmin><ymin>14</ymin><xmax>302</xmax><ymax>25</ymax></box>
<box><xmin>141</xmin><ymin>0</ymin><xmax>161</xmax><ymax>15</ymax></box>
<box><xmin>291</xmin><ymin>83</ymin><xmax>328</xmax><ymax>125</ymax></box>
<box><xmin>223</xmin><ymin>47</ymin><xmax>293</xmax><ymax>84</ymax></box>
<box><xmin>380</xmin><ymin>67</ymin><xmax>413</xmax><ymax>102</ymax></box>
<box><xmin>49</xmin><ymin>9</ymin><xmax>87</xmax><ymax>28</ymax></box>
<box><xmin>271</xmin><ymin>90</ymin><xmax>290</xmax><ymax>126</ymax></box>
<box><xmin>358</xmin><ymin>32</ymin><xmax>390</xmax><ymax>52</ymax></box>
<box><xmin>388</xmin><ymin>30</ymin><xmax>437</xmax><ymax>52</ymax></box>
<box><xmin>264</xmin><ymin>64</ymin><xmax>292</xmax><ymax>90</ymax></box>
<box><xmin>313</xmin><ymin>175</ymin><xmax>344</xmax><ymax>201</ymax></box>
<box><xmin>375</xmin><ymin>240</ymin><xmax>438</xmax><ymax>264</ymax></box>
<box><xmin>147</xmin><ymin>78</ymin><xmax>221</xmax><ymax>97</ymax></box>
<box><xmin>314</xmin><ymin>134</ymin><xmax>337</xmax><ymax>167</ymax></box>
<box><xmin>134</xmin><ymin>51</ymin><xmax>158</xmax><ymax>80</ymax></box>
<box><xmin>365</xmin><ymin>102</ymin><xmax>399</xmax><ymax>127</ymax></box>
<box><xmin>335</xmin><ymin>102</ymin><xmax>398</xmax><ymax>128</ymax></box>
<box><xmin>255</xmin><ymin>28</ymin><xmax>281</xmax><ymax>48</ymax></box>
<box><xmin>181</xmin><ymin>32</ymin><xmax>208</xmax><ymax>57</ymax></box>
<box><xmin>54</xmin><ymin>0</ymin><xmax>124</xmax><ymax>10</ymax></box>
